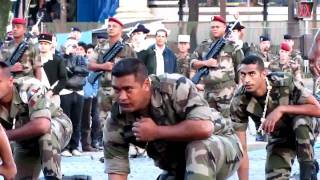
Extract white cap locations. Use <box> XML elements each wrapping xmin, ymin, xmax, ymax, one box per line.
<box><xmin>178</xmin><ymin>35</ymin><xmax>190</xmax><ymax>43</ymax></box>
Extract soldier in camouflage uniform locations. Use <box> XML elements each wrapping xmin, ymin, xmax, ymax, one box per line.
<box><xmin>0</xmin><ymin>62</ymin><xmax>72</xmax><ymax>180</ymax></box>
<box><xmin>190</xmin><ymin>15</ymin><xmax>244</xmax><ymax>117</ymax></box>
<box><xmin>254</xmin><ymin>35</ymin><xmax>277</xmax><ymax>68</ymax></box>
<box><xmin>0</xmin><ymin>18</ymin><xmax>41</xmax><ymax>79</ymax></box>
<box><xmin>103</xmin><ymin>58</ymin><xmax>243</xmax><ymax>180</ymax></box>
<box><xmin>230</xmin><ymin>55</ymin><xmax>320</xmax><ymax>180</ymax></box>
<box><xmin>283</xmin><ymin>34</ymin><xmax>304</xmax><ymax>72</ymax></box>
<box><xmin>88</xmin><ymin>17</ymin><xmax>136</xmax><ymax>125</ymax></box>
<box><xmin>268</xmin><ymin>42</ymin><xmax>302</xmax><ymax>82</ymax></box>
<box><xmin>175</xmin><ymin>35</ymin><xmax>194</xmax><ymax>78</ymax></box>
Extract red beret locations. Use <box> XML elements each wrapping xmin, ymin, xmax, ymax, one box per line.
<box><xmin>280</xmin><ymin>42</ymin><xmax>291</xmax><ymax>52</ymax></box>
<box><xmin>108</xmin><ymin>17</ymin><xmax>123</xmax><ymax>27</ymax></box>
<box><xmin>12</xmin><ymin>18</ymin><xmax>26</xmax><ymax>25</ymax></box>
<box><xmin>211</xmin><ymin>15</ymin><xmax>226</xmax><ymax>24</ymax></box>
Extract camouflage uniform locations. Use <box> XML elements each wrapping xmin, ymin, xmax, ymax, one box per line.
<box><xmin>291</xmin><ymin>49</ymin><xmax>304</xmax><ymax>74</ymax></box>
<box><xmin>230</xmin><ymin>72</ymin><xmax>320</xmax><ymax>179</ymax></box>
<box><xmin>92</xmin><ymin>39</ymin><xmax>136</xmax><ymax>120</ymax></box>
<box><xmin>268</xmin><ymin>57</ymin><xmax>302</xmax><ymax>82</ymax></box>
<box><xmin>175</xmin><ymin>53</ymin><xmax>193</xmax><ymax>78</ymax></box>
<box><xmin>254</xmin><ymin>48</ymin><xmax>277</xmax><ymax>68</ymax></box>
<box><xmin>190</xmin><ymin>39</ymin><xmax>244</xmax><ymax>117</ymax></box>
<box><xmin>0</xmin><ymin>77</ymin><xmax>72</xmax><ymax>179</ymax></box>
<box><xmin>104</xmin><ymin>74</ymin><xmax>243</xmax><ymax>180</ymax></box>
<box><xmin>0</xmin><ymin>40</ymin><xmax>41</xmax><ymax>78</ymax></box>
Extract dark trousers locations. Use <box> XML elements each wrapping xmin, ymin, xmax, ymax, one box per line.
<box><xmin>60</xmin><ymin>92</ymin><xmax>84</xmax><ymax>150</ymax></box>
<box><xmin>81</xmin><ymin>97</ymin><xmax>93</xmax><ymax>147</ymax></box>
<box><xmin>90</xmin><ymin>96</ymin><xmax>101</xmax><ymax>146</ymax></box>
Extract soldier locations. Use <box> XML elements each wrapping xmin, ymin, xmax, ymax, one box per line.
<box><xmin>0</xmin><ymin>18</ymin><xmax>41</xmax><ymax>79</ymax></box>
<box><xmin>254</xmin><ymin>35</ymin><xmax>276</xmax><ymax>67</ymax></box>
<box><xmin>104</xmin><ymin>58</ymin><xmax>243</xmax><ymax>180</ymax></box>
<box><xmin>88</xmin><ymin>17</ymin><xmax>136</xmax><ymax>126</ymax></box>
<box><xmin>0</xmin><ymin>61</ymin><xmax>72</xmax><ymax>179</ymax></box>
<box><xmin>175</xmin><ymin>34</ymin><xmax>194</xmax><ymax>78</ymax></box>
<box><xmin>269</xmin><ymin>42</ymin><xmax>302</xmax><ymax>82</ymax></box>
<box><xmin>283</xmin><ymin>34</ymin><xmax>304</xmax><ymax>71</ymax></box>
<box><xmin>38</xmin><ymin>33</ymin><xmax>67</xmax><ymax>106</ymax></box>
<box><xmin>190</xmin><ymin>15</ymin><xmax>244</xmax><ymax>117</ymax></box>
<box><xmin>230</xmin><ymin>55</ymin><xmax>320</xmax><ymax>180</ymax></box>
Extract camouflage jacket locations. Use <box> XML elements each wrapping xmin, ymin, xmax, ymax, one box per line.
<box><xmin>190</xmin><ymin>39</ymin><xmax>244</xmax><ymax>88</ymax></box>
<box><xmin>0</xmin><ymin>77</ymin><xmax>71</xmax><ymax>145</ymax></box>
<box><xmin>291</xmin><ymin>49</ymin><xmax>304</xmax><ymax>70</ymax></box>
<box><xmin>254</xmin><ymin>48</ymin><xmax>277</xmax><ymax>67</ymax></box>
<box><xmin>175</xmin><ymin>53</ymin><xmax>193</xmax><ymax>78</ymax></box>
<box><xmin>92</xmin><ymin>39</ymin><xmax>137</xmax><ymax>87</ymax></box>
<box><xmin>104</xmin><ymin>74</ymin><xmax>235</xmax><ymax>174</ymax></box>
<box><xmin>268</xmin><ymin>57</ymin><xmax>302</xmax><ymax>82</ymax></box>
<box><xmin>230</xmin><ymin>72</ymin><xmax>309</xmax><ymax>132</ymax></box>
<box><xmin>0</xmin><ymin>39</ymin><xmax>41</xmax><ymax>78</ymax></box>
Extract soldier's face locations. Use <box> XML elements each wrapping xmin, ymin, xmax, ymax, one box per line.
<box><xmin>132</xmin><ymin>32</ymin><xmax>146</xmax><ymax>43</ymax></box>
<box><xmin>112</xmin><ymin>74</ymin><xmax>151</xmax><ymax>112</ymax></box>
<box><xmin>178</xmin><ymin>42</ymin><xmax>190</xmax><ymax>53</ymax></box>
<box><xmin>0</xmin><ymin>69</ymin><xmax>13</xmax><ymax>101</ymax></box>
<box><xmin>239</xmin><ymin>64</ymin><xmax>266</xmax><ymax>94</ymax></box>
<box><xmin>210</xmin><ymin>21</ymin><xmax>226</xmax><ymax>38</ymax></box>
<box><xmin>12</xmin><ymin>24</ymin><xmax>26</xmax><ymax>39</ymax></box>
<box><xmin>279</xmin><ymin>49</ymin><xmax>290</xmax><ymax>64</ymax></box>
<box><xmin>108</xmin><ymin>22</ymin><xmax>122</xmax><ymax>38</ymax></box>
<box><xmin>260</xmin><ymin>41</ymin><xmax>270</xmax><ymax>51</ymax></box>
<box><xmin>39</xmin><ymin>41</ymin><xmax>52</xmax><ymax>53</ymax></box>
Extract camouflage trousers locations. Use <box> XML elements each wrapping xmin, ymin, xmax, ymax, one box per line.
<box><xmin>157</xmin><ymin>134</ymin><xmax>243</xmax><ymax>180</ymax></box>
<box><xmin>265</xmin><ymin>116</ymin><xmax>320</xmax><ymax>180</ymax></box>
<box><xmin>204</xmin><ymin>85</ymin><xmax>236</xmax><ymax>118</ymax></box>
<box><xmin>14</xmin><ymin>113</ymin><xmax>72</xmax><ymax>180</ymax></box>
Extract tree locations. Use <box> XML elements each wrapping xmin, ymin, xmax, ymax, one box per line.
<box><xmin>187</xmin><ymin>0</ymin><xmax>198</xmax><ymax>51</ymax></box>
<box><xmin>0</xmin><ymin>0</ymin><xmax>12</xmax><ymax>40</ymax></box>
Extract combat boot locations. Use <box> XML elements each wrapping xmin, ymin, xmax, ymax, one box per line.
<box><xmin>300</xmin><ymin>161</ymin><xmax>318</xmax><ymax>180</ymax></box>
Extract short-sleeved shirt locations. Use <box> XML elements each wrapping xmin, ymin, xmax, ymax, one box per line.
<box><xmin>230</xmin><ymin>72</ymin><xmax>309</xmax><ymax>132</ymax></box>
<box><xmin>0</xmin><ymin>40</ymin><xmax>41</xmax><ymax>78</ymax></box>
<box><xmin>104</xmin><ymin>73</ymin><xmax>235</xmax><ymax>174</ymax></box>
<box><xmin>0</xmin><ymin>77</ymin><xmax>69</xmax><ymax>145</ymax></box>
<box><xmin>92</xmin><ymin>39</ymin><xmax>137</xmax><ymax>87</ymax></box>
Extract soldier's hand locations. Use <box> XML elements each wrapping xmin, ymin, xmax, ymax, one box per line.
<box><xmin>132</xmin><ymin>117</ymin><xmax>158</xmax><ymax>141</ymax></box>
<box><xmin>262</xmin><ymin>107</ymin><xmax>284</xmax><ymax>133</ymax></box>
<box><xmin>10</xmin><ymin>62</ymin><xmax>24</xmax><ymax>72</ymax></box>
<box><xmin>205</xmin><ymin>58</ymin><xmax>218</xmax><ymax>68</ymax></box>
<box><xmin>102</xmin><ymin>62</ymin><xmax>114</xmax><ymax>71</ymax></box>
<box><xmin>46</xmin><ymin>90</ymin><xmax>53</xmax><ymax>98</ymax></box>
<box><xmin>289</xmin><ymin>61</ymin><xmax>299</xmax><ymax>70</ymax></box>
<box><xmin>195</xmin><ymin>84</ymin><xmax>205</xmax><ymax>91</ymax></box>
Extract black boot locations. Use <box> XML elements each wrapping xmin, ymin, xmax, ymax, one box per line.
<box><xmin>300</xmin><ymin>161</ymin><xmax>318</xmax><ymax>180</ymax></box>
